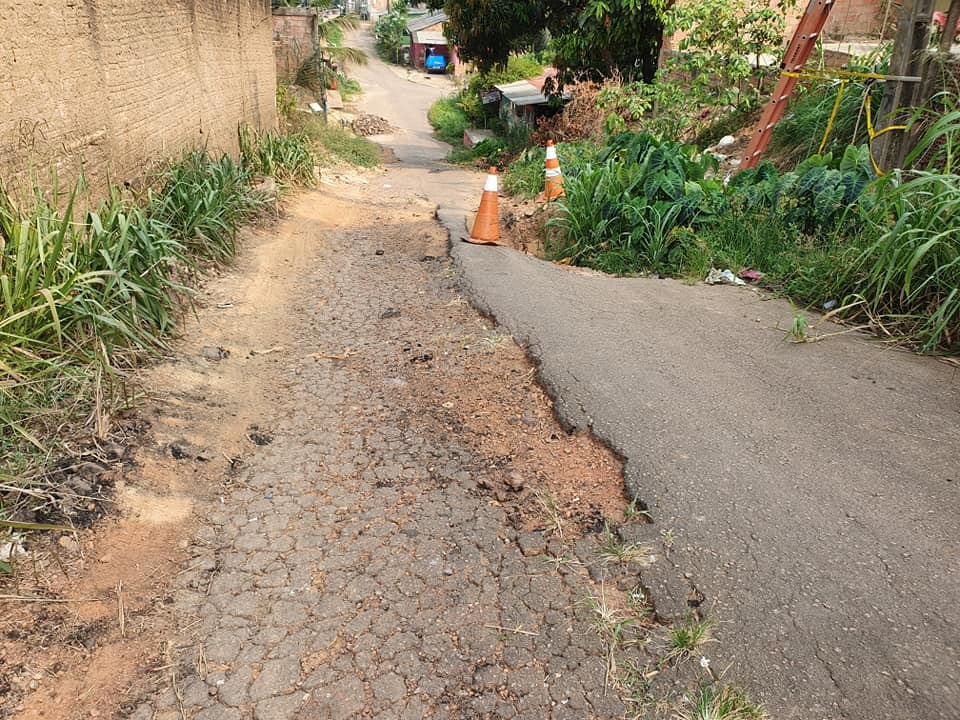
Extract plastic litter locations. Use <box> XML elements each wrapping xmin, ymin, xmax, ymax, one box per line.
<box><xmin>0</xmin><ymin>535</ymin><xmax>27</xmax><ymax>562</ymax></box>
<box><xmin>738</xmin><ymin>269</ymin><xmax>763</xmax><ymax>283</ymax></box>
<box><xmin>823</xmin><ymin>300</ymin><xmax>838</xmax><ymax>311</ymax></box>
<box><xmin>705</xmin><ymin>268</ymin><xmax>747</xmax><ymax>286</ymax></box>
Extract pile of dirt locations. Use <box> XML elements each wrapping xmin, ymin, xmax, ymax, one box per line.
<box><xmin>351</xmin><ymin>114</ymin><xmax>393</xmax><ymax>136</ymax></box>
<box><xmin>499</xmin><ymin>198</ymin><xmax>559</xmax><ymax>257</ymax></box>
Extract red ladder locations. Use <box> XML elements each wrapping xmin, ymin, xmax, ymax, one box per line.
<box><xmin>740</xmin><ymin>0</ymin><xmax>837</xmax><ymax>170</ymax></box>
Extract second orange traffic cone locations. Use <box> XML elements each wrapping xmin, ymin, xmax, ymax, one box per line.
<box><xmin>543</xmin><ymin>140</ymin><xmax>565</xmax><ymax>201</ymax></box>
<box><xmin>465</xmin><ymin>167</ymin><xmax>501</xmax><ymax>245</ymax></box>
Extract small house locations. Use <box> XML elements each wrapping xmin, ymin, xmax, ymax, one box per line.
<box><xmin>406</xmin><ymin>11</ymin><xmax>459</xmax><ymax>72</ymax></box>
<box><xmin>494</xmin><ymin>69</ymin><xmax>568</xmax><ymax>128</ymax></box>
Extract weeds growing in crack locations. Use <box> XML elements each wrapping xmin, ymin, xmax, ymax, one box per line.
<box><xmin>599</xmin><ymin>523</ymin><xmax>654</xmax><ymax>566</ymax></box>
<box><xmin>666</xmin><ymin>616</ymin><xmax>716</xmax><ymax>663</ymax></box>
<box><xmin>585</xmin><ymin>587</ymin><xmax>640</xmax><ymax>690</ymax></box>
<box><xmin>480</xmin><ymin>333</ymin><xmax>511</xmax><ymax>351</ymax></box>
<box><xmin>674</xmin><ymin>681</ymin><xmax>768</xmax><ymax>720</ymax></box>
<box><xmin>624</xmin><ymin>497</ymin><xmax>652</xmax><ymax>521</ymax></box>
<box><xmin>619</xmin><ymin>657</ymin><xmax>664</xmax><ymax>717</ymax></box>
<box><xmin>625</xmin><ymin>583</ymin><xmax>654</xmax><ymax>621</ymax></box>
<box><xmin>534</xmin><ymin>489</ymin><xmax>564</xmax><ymax>540</ymax></box>
<box><xmin>660</xmin><ymin>527</ymin><xmax>676</xmax><ymax>550</ymax></box>
<box><xmin>586</xmin><ymin>589</ymin><xmax>638</xmax><ymax>648</ymax></box>
<box><xmin>542</xmin><ymin>553</ymin><xmax>579</xmax><ymax>571</ymax></box>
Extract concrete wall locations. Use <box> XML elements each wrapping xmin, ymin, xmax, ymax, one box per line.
<box><xmin>786</xmin><ymin>0</ymin><xmax>888</xmax><ymax>41</ymax></box>
<box><xmin>0</xmin><ymin>0</ymin><xmax>277</xmax><ymax>198</ymax></box>
<box><xmin>273</xmin><ymin>7</ymin><xmax>318</xmax><ymax>82</ymax></box>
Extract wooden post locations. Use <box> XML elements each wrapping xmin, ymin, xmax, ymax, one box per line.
<box><xmin>875</xmin><ymin>0</ymin><xmax>935</xmax><ymax>171</ymax></box>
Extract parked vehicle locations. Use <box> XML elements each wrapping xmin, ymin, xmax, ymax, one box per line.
<box><xmin>425</xmin><ymin>52</ymin><xmax>447</xmax><ymax>74</ymax></box>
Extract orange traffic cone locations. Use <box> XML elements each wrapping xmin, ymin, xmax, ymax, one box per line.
<box><xmin>465</xmin><ymin>167</ymin><xmax>501</xmax><ymax>245</ymax></box>
<box><xmin>543</xmin><ymin>140</ymin><xmax>565</xmax><ymax>201</ymax></box>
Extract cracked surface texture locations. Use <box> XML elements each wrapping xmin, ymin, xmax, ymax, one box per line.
<box><xmin>130</xmin><ymin>193</ymin><xmax>636</xmax><ymax>720</ymax></box>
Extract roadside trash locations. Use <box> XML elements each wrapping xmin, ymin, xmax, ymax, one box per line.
<box><xmin>738</xmin><ymin>269</ymin><xmax>763</xmax><ymax>283</ymax></box>
<box><xmin>823</xmin><ymin>300</ymin><xmax>838</xmax><ymax>311</ymax></box>
<box><xmin>201</xmin><ymin>346</ymin><xmax>230</xmax><ymax>361</ymax></box>
<box><xmin>716</xmin><ymin>135</ymin><xmax>736</xmax><ymax>148</ymax></box>
<box><xmin>375</xmin><ymin>249</ymin><xmax>385</xmax><ymax>256</ymax></box>
<box><xmin>705</xmin><ymin>268</ymin><xmax>746</xmax><ymax>286</ymax></box>
<box><xmin>380</xmin><ymin>308</ymin><xmax>401</xmax><ymax>319</ymax></box>
<box><xmin>0</xmin><ymin>535</ymin><xmax>27</xmax><ymax>562</ymax></box>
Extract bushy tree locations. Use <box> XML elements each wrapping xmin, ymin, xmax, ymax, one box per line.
<box><xmin>434</xmin><ymin>0</ymin><xmax>667</xmax><ymax>84</ymax></box>
<box><xmin>440</xmin><ymin>1</ymin><xmax>549</xmax><ymax>72</ymax></box>
<box><xmin>549</xmin><ymin>0</ymin><xmax>666</xmax><ymax>85</ymax></box>
<box><xmin>374</xmin><ymin>0</ymin><xmax>410</xmax><ymax>63</ymax></box>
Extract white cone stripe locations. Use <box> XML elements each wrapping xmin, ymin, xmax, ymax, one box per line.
<box><xmin>483</xmin><ymin>174</ymin><xmax>499</xmax><ymax>192</ymax></box>
<box><xmin>545</xmin><ymin>145</ymin><xmax>558</xmax><ymax>161</ymax></box>
<box><xmin>545</xmin><ymin>168</ymin><xmax>563</xmax><ymax>177</ymax></box>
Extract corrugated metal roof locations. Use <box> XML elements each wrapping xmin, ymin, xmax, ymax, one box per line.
<box><xmin>406</xmin><ymin>11</ymin><xmax>447</xmax><ymax>33</ymax></box>
<box><xmin>411</xmin><ymin>30</ymin><xmax>447</xmax><ymax>46</ymax></box>
<box><xmin>494</xmin><ymin>71</ymin><xmax>570</xmax><ymax>106</ymax></box>
<box><xmin>494</xmin><ymin>79</ymin><xmax>548</xmax><ymax>106</ymax></box>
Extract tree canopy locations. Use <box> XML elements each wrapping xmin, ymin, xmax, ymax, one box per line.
<box><xmin>433</xmin><ymin>0</ymin><xmax>667</xmax><ymax>84</ymax></box>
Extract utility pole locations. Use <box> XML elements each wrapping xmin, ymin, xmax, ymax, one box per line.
<box><xmin>875</xmin><ymin>0</ymin><xmax>935</xmax><ymax>171</ymax></box>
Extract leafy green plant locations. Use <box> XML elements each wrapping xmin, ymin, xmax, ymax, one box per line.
<box><xmin>547</xmin><ymin>133</ymin><xmax>724</xmax><ymax>273</ymax></box>
<box><xmin>728</xmin><ymin>145</ymin><xmax>875</xmax><ymax>235</ymax></box>
<box><xmin>785</xmin><ymin>304</ymin><xmax>812</xmax><ymax>343</ymax></box>
<box><xmin>374</xmin><ymin>0</ymin><xmax>409</xmax><ymax>63</ymax></box>
<box><xmin>276</xmin><ymin>82</ymin><xmax>299</xmax><ymax>125</ymax></box>
<box><xmin>621</xmin><ymin>0</ymin><xmax>796</xmax><ymax>139</ymax></box>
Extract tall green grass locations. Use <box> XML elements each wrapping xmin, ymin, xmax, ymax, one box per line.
<box><xmin>770</xmin><ymin>44</ymin><xmax>892</xmax><ymax>165</ymax></box>
<box><xmin>538</xmin><ymin>107</ymin><xmax>960</xmax><ymax>352</ymax></box>
<box><xmin>428</xmin><ymin>97</ymin><xmax>469</xmax><ymax>145</ymax></box>
<box><xmin>303</xmin><ymin>123</ymin><xmax>381</xmax><ymax>168</ymax></box>
<box><xmin>240</xmin><ymin>126</ymin><xmax>316</xmax><ymax>186</ymax></box>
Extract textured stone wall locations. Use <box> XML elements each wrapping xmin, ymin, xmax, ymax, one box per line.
<box><xmin>785</xmin><ymin>0</ymin><xmax>887</xmax><ymax>42</ymax></box>
<box><xmin>0</xmin><ymin>0</ymin><xmax>277</xmax><ymax>197</ymax></box>
<box><xmin>273</xmin><ymin>8</ymin><xmax>318</xmax><ymax>82</ymax></box>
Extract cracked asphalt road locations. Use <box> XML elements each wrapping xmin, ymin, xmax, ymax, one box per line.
<box><xmin>130</xmin><ymin>188</ymin><xmax>638</xmax><ymax>720</ymax></box>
